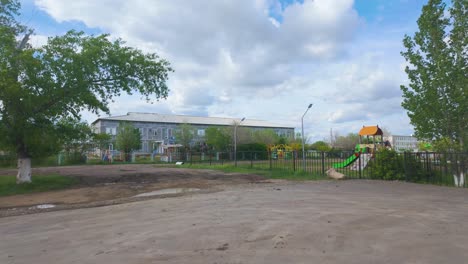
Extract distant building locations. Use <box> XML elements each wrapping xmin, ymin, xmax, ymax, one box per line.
<box><xmin>386</xmin><ymin>135</ymin><xmax>419</xmax><ymax>152</ymax></box>
<box><xmin>91</xmin><ymin>112</ymin><xmax>295</xmax><ymax>153</ymax></box>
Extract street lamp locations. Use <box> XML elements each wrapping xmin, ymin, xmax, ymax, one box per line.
<box><xmin>302</xmin><ymin>104</ymin><xmax>313</xmax><ymax>171</ymax></box>
<box><xmin>234</xmin><ymin>117</ymin><xmax>245</xmax><ymax>166</ymax></box>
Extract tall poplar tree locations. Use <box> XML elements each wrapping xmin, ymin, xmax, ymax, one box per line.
<box><xmin>400</xmin><ymin>0</ymin><xmax>467</xmax><ymax>151</ymax></box>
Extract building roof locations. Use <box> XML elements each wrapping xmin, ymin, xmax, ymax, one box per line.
<box><xmin>358</xmin><ymin>125</ymin><xmax>383</xmax><ymax>136</ymax></box>
<box><xmin>93</xmin><ymin>112</ymin><xmax>294</xmax><ymax>129</ymax></box>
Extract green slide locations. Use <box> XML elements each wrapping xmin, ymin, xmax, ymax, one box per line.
<box><xmin>333</xmin><ymin>153</ymin><xmax>359</xmax><ymax>169</ymax></box>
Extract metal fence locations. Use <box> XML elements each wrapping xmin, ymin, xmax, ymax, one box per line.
<box><xmin>1</xmin><ymin>150</ymin><xmax>466</xmax><ymax>188</ymax></box>
<box><xmin>179</xmin><ymin>150</ymin><xmax>467</xmax><ymax>188</ymax></box>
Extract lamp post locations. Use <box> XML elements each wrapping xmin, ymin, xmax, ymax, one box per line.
<box><xmin>301</xmin><ymin>104</ymin><xmax>313</xmax><ymax>171</ymax></box>
<box><xmin>234</xmin><ymin>117</ymin><xmax>245</xmax><ymax>166</ymax></box>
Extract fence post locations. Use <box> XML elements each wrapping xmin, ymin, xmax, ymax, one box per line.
<box><xmin>250</xmin><ymin>151</ymin><xmax>253</xmax><ymax>168</ymax></box>
<box><xmin>425</xmin><ymin>151</ymin><xmax>430</xmax><ymax>181</ymax></box>
<box><xmin>358</xmin><ymin>154</ymin><xmax>362</xmax><ymax>179</ymax></box>
<box><xmin>190</xmin><ymin>151</ymin><xmax>193</xmax><ymax>165</ymax></box>
<box><xmin>293</xmin><ymin>151</ymin><xmax>296</xmax><ymax>172</ymax></box>
<box><xmin>403</xmin><ymin>152</ymin><xmax>408</xmax><ymax>182</ymax></box>
<box><xmin>210</xmin><ymin>152</ymin><xmax>212</xmax><ymax>166</ymax></box>
<box><xmin>269</xmin><ymin>150</ymin><xmax>272</xmax><ymax>170</ymax></box>
<box><xmin>321</xmin><ymin>152</ymin><xmax>325</xmax><ymax>176</ymax></box>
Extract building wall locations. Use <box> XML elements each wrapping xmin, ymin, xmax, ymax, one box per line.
<box><xmin>387</xmin><ymin>135</ymin><xmax>419</xmax><ymax>152</ymax></box>
<box><xmin>92</xmin><ymin>120</ymin><xmax>294</xmax><ymax>153</ymax></box>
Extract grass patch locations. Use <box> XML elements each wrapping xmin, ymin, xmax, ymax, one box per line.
<box><xmin>178</xmin><ymin>163</ymin><xmax>328</xmax><ymax>181</ymax></box>
<box><xmin>0</xmin><ymin>175</ymin><xmax>78</xmax><ymax>197</ymax></box>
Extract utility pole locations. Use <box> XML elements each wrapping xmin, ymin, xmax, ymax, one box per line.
<box><xmin>234</xmin><ymin>117</ymin><xmax>245</xmax><ymax>166</ymax></box>
<box><xmin>301</xmin><ymin>104</ymin><xmax>313</xmax><ymax>171</ymax></box>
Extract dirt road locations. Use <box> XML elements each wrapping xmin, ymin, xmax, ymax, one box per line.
<box><xmin>1</xmin><ymin>179</ymin><xmax>468</xmax><ymax>264</ymax></box>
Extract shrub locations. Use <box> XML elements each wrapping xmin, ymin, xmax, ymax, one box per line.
<box><xmin>369</xmin><ymin>148</ymin><xmax>405</xmax><ymax>180</ymax></box>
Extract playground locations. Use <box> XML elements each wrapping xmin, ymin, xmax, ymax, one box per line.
<box><xmin>0</xmin><ymin>126</ymin><xmax>466</xmax><ymax>263</ymax></box>
<box><xmin>1</xmin><ymin>172</ymin><xmax>467</xmax><ymax>264</ymax></box>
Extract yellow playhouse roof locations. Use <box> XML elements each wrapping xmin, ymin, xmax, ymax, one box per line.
<box><xmin>358</xmin><ymin>126</ymin><xmax>383</xmax><ymax>136</ymax></box>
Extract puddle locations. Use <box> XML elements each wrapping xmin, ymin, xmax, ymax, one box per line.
<box><xmin>134</xmin><ymin>188</ymin><xmax>200</xmax><ymax>198</ymax></box>
<box><xmin>31</xmin><ymin>204</ymin><xmax>56</xmax><ymax>210</ymax></box>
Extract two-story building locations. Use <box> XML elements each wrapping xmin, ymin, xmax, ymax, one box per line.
<box><xmin>91</xmin><ymin>112</ymin><xmax>295</xmax><ymax>153</ymax></box>
<box><xmin>385</xmin><ymin>135</ymin><xmax>419</xmax><ymax>152</ymax></box>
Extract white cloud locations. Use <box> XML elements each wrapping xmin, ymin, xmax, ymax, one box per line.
<box><xmin>33</xmin><ymin>0</ymin><xmax>414</xmax><ymax>142</ymax></box>
<box><xmin>28</xmin><ymin>34</ymin><xmax>49</xmax><ymax>47</ymax></box>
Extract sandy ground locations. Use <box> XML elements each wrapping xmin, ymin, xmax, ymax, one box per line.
<box><xmin>1</xmin><ymin>177</ymin><xmax>468</xmax><ymax>264</ymax></box>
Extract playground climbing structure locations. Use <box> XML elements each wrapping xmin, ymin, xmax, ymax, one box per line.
<box><xmin>333</xmin><ymin>125</ymin><xmax>385</xmax><ymax>169</ymax></box>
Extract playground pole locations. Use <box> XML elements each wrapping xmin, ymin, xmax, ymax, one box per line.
<box><xmin>234</xmin><ymin>117</ymin><xmax>245</xmax><ymax>167</ymax></box>
<box><xmin>301</xmin><ymin>104</ymin><xmax>313</xmax><ymax>171</ymax></box>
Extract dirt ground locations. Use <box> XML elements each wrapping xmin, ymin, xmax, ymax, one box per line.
<box><xmin>1</xmin><ymin>165</ymin><xmax>468</xmax><ymax>263</ymax></box>
<box><xmin>0</xmin><ymin>165</ymin><xmax>265</xmax><ymax>216</ymax></box>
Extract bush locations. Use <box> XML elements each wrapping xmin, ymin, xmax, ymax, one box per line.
<box><xmin>63</xmin><ymin>152</ymin><xmax>87</xmax><ymax>165</ymax></box>
<box><xmin>369</xmin><ymin>149</ymin><xmax>406</xmax><ymax>180</ymax></box>
<box><xmin>0</xmin><ymin>153</ymin><xmax>16</xmax><ymax>168</ymax></box>
<box><xmin>237</xmin><ymin>143</ymin><xmax>268</xmax><ymax>160</ymax></box>
<box><xmin>237</xmin><ymin>143</ymin><xmax>268</xmax><ymax>152</ymax></box>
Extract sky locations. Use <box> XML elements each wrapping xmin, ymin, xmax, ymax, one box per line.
<box><xmin>18</xmin><ymin>0</ymin><xmax>432</xmax><ymax>142</ymax></box>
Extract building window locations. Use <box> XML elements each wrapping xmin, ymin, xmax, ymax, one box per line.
<box><xmin>197</xmin><ymin>129</ymin><xmax>205</xmax><ymax>136</ymax></box>
<box><xmin>106</xmin><ymin>127</ymin><xmax>116</xmax><ymax>135</ymax></box>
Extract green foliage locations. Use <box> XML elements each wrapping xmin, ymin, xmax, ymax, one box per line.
<box><xmin>205</xmin><ymin>126</ymin><xmax>231</xmax><ymax>151</ymax></box>
<box><xmin>277</xmin><ymin>136</ymin><xmax>287</xmax><ymax>145</ymax></box>
<box><xmin>309</xmin><ymin>141</ymin><xmax>331</xmax><ymax>152</ymax></box>
<box><xmin>418</xmin><ymin>141</ymin><xmax>434</xmax><ymax>152</ymax></box>
<box><xmin>432</xmin><ymin>137</ymin><xmax>463</xmax><ymax>152</ymax></box>
<box><xmin>237</xmin><ymin>143</ymin><xmax>268</xmax><ymax>152</ymax></box>
<box><xmin>400</xmin><ymin>0</ymin><xmax>467</xmax><ymax>151</ymax></box>
<box><xmin>368</xmin><ymin>149</ymin><xmax>432</xmax><ymax>182</ymax></box>
<box><xmin>0</xmin><ymin>175</ymin><xmax>78</xmax><ymax>196</ymax></box>
<box><xmin>115</xmin><ymin>122</ymin><xmax>141</xmax><ymax>161</ymax></box>
<box><xmin>57</xmin><ymin>118</ymin><xmax>93</xmax><ymax>163</ymax></box>
<box><xmin>237</xmin><ymin>143</ymin><xmax>268</xmax><ymax>160</ymax></box>
<box><xmin>0</xmin><ymin>0</ymin><xmax>172</xmax><ymax>163</ymax></box>
<box><xmin>252</xmin><ymin>129</ymin><xmax>279</xmax><ymax>145</ymax></box>
<box><xmin>0</xmin><ymin>152</ymin><xmax>15</xmax><ymax>167</ymax></box>
<box><xmin>92</xmin><ymin>133</ymin><xmax>112</xmax><ymax>150</ymax></box>
<box><xmin>333</xmin><ymin>133</ymin><xmax>359</xmax><ymax>150</ymax></box>
<box><xmin>174</xmin><ymin>123</ymin><xmax>195</xmax><ymax>149</ymax></box>
<box><xmin>369</xmin><ymin>148</ymin><xmax>406</xmax><ymax>180</ymax></box>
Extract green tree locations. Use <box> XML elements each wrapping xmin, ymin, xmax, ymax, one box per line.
<box><xmin>115</xmin><ymin>122</ymin><xmax>141</xmax><ymax>162</ymax></box>
<box><xmin>310</xmin><ymin>141</ymin><xmax>331</xmax><ymax>152</ymax></box>
<box><xmin>252</xmin><ymin>129</ymin><xmax>279</xmax><ymax>146</ymax></box>
<box><xmin>205</xmin><ymin>127</ymin><xmax>231</xmax><ymax>151</ymax></box>
<box><xmin>92</xmin><ymin>133</ymin><xmax>112</xmax><ymax>152</ymax></box>
<box><xmin>175</xmin><ymin>123</ymin><xmax>194</xmax><ymax>150</ymax></box>
<box><xmin>237</xmin><ymin>127</ymin><xmax>254</xmax><ymax>145</ymax></box>
<box><xmin>400</xmin><ymin>0</ymin><xmax>467</xmax><ymax>151</ymax></box>
<box><xmin>0</xmin><ymin>1</ymin><xmax>172</xmax><ymax>183</ymax></box>
<box><xmin>334</xmin><ymin>133</ymin><xmax>359</xmax><ymax>150</ymax></box>
<box><xmin>58</xmin><ymin>118</ymin><xmax>94</xmax><ymax>164</ymax></box>
<box><xmin>418</xmin><ymin>141</ymin><xmax>434</xmax><ymax>152</ymax></box>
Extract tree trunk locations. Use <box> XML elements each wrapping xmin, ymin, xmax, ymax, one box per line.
<box><xmin>17</xmin><ymin>157</ymin><xmax>32</xmax><ymax>184</ymax></box>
